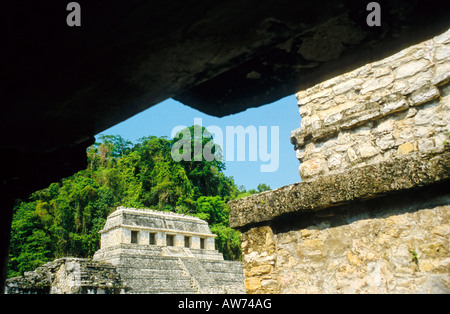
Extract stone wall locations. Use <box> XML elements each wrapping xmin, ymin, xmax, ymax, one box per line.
<box><xmin>239</xmin><ymin>185</ymin><xmax>449</xmax><ymax>294</ymax></box>
<box><xmin>291</xmin><ymin>29</ymin><xmax>450</xmax><ymax>181</ymax></box>
<box><xmin>231</xmin><ymin>152</ymin><xmax>450</xmax><ymax>294</ymax></box>
<box><xmin>273</xmin><ymin>203</ymin><xmax>449</xmax><ymax>294</ymax></box>
<box><xmin>6</xmin><ymin>258</ymin><xmax>124</xmax><ymax>294</ymax></box>
<box><xmin>229</xmin><ymin>29</ymin><xmax>450</xmax><ymax>294</ymax></box>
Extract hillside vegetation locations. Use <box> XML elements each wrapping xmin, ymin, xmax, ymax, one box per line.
<box><xmin>8</xmin><ymin>126</ymin><xmax>270</xmax><ymax>277</ymax></box>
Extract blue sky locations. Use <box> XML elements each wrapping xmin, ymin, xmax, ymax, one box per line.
<box><xmin>97</xmin><ymin>94</ymin><xmax>302</xmax><ymax>190</ymax></box>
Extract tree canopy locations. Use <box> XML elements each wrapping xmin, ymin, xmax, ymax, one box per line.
<box><xmin>8</xmin><ymin>128</ymin><xmax>270</xmax><ymax>277</ymax></box>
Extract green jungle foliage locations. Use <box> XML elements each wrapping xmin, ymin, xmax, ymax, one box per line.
<box><xmin>8</xmin><ymin>126</ymin><xmax>270</xmax><ymax>277</ymax></box>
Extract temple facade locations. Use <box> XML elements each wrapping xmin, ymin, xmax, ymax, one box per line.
<box><xmin>93</xmin><ymin>207</ymin><xmax>245</xmax><ymax>294</ymax></box>
<box><xmin>7</xmin><ymin>207</ymin><xmax>245</xmax><ymax>294</ymax></box>
<box><xmin>95</xmin><ymin>207</ymin><xmax>217</xmax><ymax>256</ymax></box>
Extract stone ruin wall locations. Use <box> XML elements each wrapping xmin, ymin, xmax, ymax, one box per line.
<box><xmin>230</xmin><ymin>28</ymin><xmax>450</xmax><ymax>294</ymax></box>
<box><xmin>240</xmin><ymin>189</ymin><xmax>449</xmax><ymax>294</ymax></box>
<box><xmin>5</xmin><ymin>258</ymin><xmax>124</xmax><ymax>294</ymax></box>
<box><xmin>291</xmin><ymin>29</ymin><xmax>450</xmax><ymax>180</ymax></box>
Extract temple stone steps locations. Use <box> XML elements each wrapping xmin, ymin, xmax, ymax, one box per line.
<box><xmin>121</xmin><ymin>276</ymin><xmax>196</xmax><ymax>293</ymax></box>
<box><xmin>107</xmin><ymin>255</ymin><xmax>197</xmax><ymax>293</ymax></box>
<box><xmin>109</xmin><ymin>254</ymin><xmax>245</xmax><ymax>293</ymax></box>
<box><xmin>179</xmin><ymin>258</ymin><xmax>215</xmax><ymax>289</ymax></box>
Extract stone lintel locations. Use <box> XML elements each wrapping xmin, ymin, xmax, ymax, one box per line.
<box><xmin>229</xmin><ymin>150</ymin><xmax>450</xmax><ymax>229</ymax></box>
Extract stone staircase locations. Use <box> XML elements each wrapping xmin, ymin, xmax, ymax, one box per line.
<box><xmin>115</xmin><ymin>255</ymin><xmax>198</xmax><ymax>294</ymax></box>
<box><xmin>200</xmin><ymin>259</ymin><xmax>246</xmax><ymax>292</ymax></box>
<box><xmin>178</xmin><ymin>258</ymin><xmax>215</xmax><ymax>293</ymax></box>
<box><xmin>115</xmin><ymin>256</ymin><xmax>245</xmax><ymax>294</ymax></box>
<box><xmin>93</xmin><ymin>243</ymin><xmax>244</xmax><ymax>294</ymax></box>
<box><xmin>178</xmin><ymin>258</ymin><xmax>245</xmax><ymax>293</ymax></box>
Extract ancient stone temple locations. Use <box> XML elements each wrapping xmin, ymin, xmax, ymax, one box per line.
<box><xmin>93</xmin><ymin>207</ymin><xmax>245</xmax><ymax>294</ymax></box>
<box><xmin>6</xmin><ymin>207</ymin><xmax>245</xmax><ymax>294</ymax></box>
<box><xmin>229</xmin><ymin>28</ymin><xmax>450</xmax><ymax>294</ymax></box>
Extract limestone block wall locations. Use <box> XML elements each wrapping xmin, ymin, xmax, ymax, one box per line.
<box><xmin>291</xmin><ymin>29</ymin><xmax>450</xmax><ymax>181</ymax></box>
<box><xmin>229</xmin><ymin>28</ymin><xmax>450</xmax><ymax>294</ymax></box>
<box><xmin>231</xmin><ymin>152</ymin><xmax>450</xmax><ymax>293</ymax></box>
<box><xmin>240</xmin><ymin>190</ymin><xmax>449</xmax><ymax>294</ymax></box>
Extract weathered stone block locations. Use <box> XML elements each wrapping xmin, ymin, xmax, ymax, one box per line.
<box><xmin>298</xmin><ymin>157</ymin><xmax>327</xmax><ymax>180</ymax></box>
<box><xmin>432</xmin><ymin>61</ymin><xmax>450</xmax><ymax>85</ymax></box>
<box><xmin>245</xmin><ymin>277</ymin><xmax>261</xmax><ymax>291</ymax></box>
<box><xmin>332</xmin><ymin>78</ymin><xmax>364</xmax><ymax>95</ymax></box>
<box><xmin>358</xmin><ymin>143</ymin><xmax>379</xmax><ymax>159</ymax></box>
<box><xmin>410</xmin><ymin>85</ymin><xmax>440</xmax><ymax>106</ymax></box>
<box><xmin>360</xmin><ymin>75</ymin><xmax>394</xmax><ymax>94</ymax></box>
<box><xmin>376</xmin><ymin>134</ymin><xmax>395</xmax><ymax>150</ymax></box>
<box><xmin>397</xmin><ymin>142</ymin><xmax>414</xmax><ymax>156</ymax></box>
<box><xmin>395</xmin><ymin>59</ymin><xmax>430</xmax><ymax>79</ymax></box>
<box><xmin>380</xmin><ymin>99</ymin><xmax>408</xmax><ymax>115</ymax></box>
<box><xmin>435</xmin><ymin>45</ymin><xmax>450</xmax><ymax>61</ymax></box>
